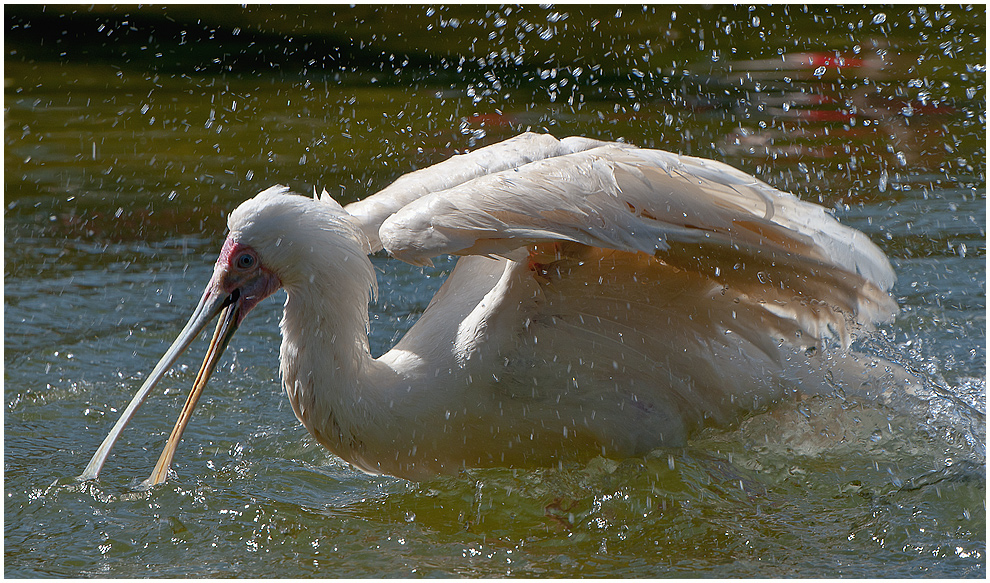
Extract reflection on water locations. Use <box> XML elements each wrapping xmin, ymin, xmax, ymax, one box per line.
<box><xmin>4</xmin><ymin>5</ymin><xmax>985</xmax><ymax>578</ymax></box>
<box><xmin>713</xmin><ymin>43</ymin><xmax>957</xmax><ymax>171</ymax></box>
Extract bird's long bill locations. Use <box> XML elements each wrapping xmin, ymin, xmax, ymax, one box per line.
<box><xmin>77</xmin><ymin>288</ymin><xmax>237</xmax><ymax>482</ymax></box>
<box><xmin>141</xmin><ymin>299</ymin><xmax>240</xmax><ymax>488</ymax></box>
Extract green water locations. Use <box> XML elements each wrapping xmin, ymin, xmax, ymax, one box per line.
<box><xmin>4</xmin><ymin>5</ymin><xmax>985</xmax><ymax>577</ymax></box>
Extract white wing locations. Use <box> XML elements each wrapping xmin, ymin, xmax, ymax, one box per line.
<box><xmin>372</xmin><ymin>135</ymin><xmax>895</xmax><ymax>347</ymax></box>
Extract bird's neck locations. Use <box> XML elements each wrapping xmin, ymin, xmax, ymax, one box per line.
<box><xmin>277</xmin><ymin>256</ymin><xmax>387</xmax><ymax>461</ymax></box>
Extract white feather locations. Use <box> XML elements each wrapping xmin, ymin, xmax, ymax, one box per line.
<box><xmin>223</xmin><ymin>133</ymin><xmax>898</xmax><ymax>479</ymax></box>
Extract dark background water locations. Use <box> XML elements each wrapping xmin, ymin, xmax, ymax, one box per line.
<box><xmin>4</xmin><ymin>5</ymin><xmax>985</xmax><ymax>577</ymax></box>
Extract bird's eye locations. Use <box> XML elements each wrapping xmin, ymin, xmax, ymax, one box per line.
<box><xmin>235</xmin><ymin>252</ymin><xmax>256</xmax><ymax>270</ymax></box>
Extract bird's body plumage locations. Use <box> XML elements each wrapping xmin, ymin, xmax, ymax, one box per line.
<box><xmin>226</xmin><ymin>133</ymin><xmax>897</xmax><ymax>479</ymax></box>
<box><xmin>80</xmin><ymin>132</ymin><xmax>902</xmax><ymax>484</ymax></box>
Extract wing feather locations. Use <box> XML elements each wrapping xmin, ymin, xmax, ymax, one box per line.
<box><xmin>374</xmin><ymin>136</ymin><xmax>895</xmax><ymax>348</ymax></box>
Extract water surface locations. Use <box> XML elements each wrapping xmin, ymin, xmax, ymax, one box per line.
<box><xmin>4</xmin><ymin>5</ymin><xmax>985</xmax><ymax>577</ymax></box>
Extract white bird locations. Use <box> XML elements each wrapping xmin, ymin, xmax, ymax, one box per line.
<box><xmin>79</xmin><ymin>132</ymin><xmax>899</xmax><ymax>484</ymax></box>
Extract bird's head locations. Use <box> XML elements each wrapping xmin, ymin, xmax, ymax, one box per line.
<box><xmin>78</xmin><ymin>185</ymin><xmax>372</xmax><ymax>486</ymax></box>
<box><xmin>200</xmin><ymin>184</ymin><xmax>374</xmax><ymax>325</ymax></box>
